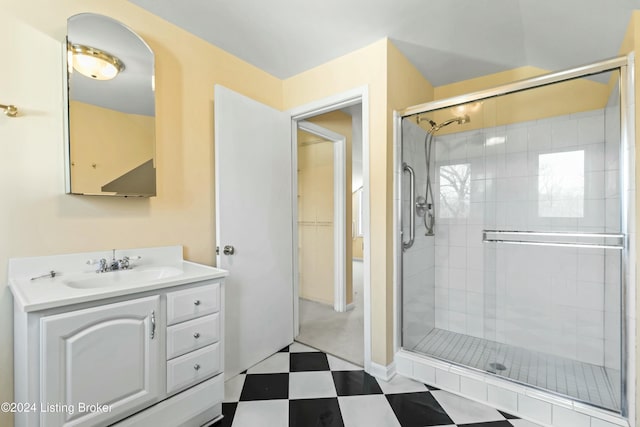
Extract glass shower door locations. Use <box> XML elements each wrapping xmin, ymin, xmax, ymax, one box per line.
<box><xmin>400</xmin><ymin>116</ymin><xmax>435</xmax><ymax>351</ymax></box>
<box><xmin>482</xmin><ymin>69</ymin><xmax>623</xmax><ymax>411</ymax></box>
<box><xmin>400</xmin><ymin>68</ymin><xmax>625</xmax><ymax>413</ymax></box>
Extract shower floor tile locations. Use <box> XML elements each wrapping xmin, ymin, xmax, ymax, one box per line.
<box><xmin>412</xmin><ymin>328</ymin><xmax>620</xmax><ymax>411</ymax></box>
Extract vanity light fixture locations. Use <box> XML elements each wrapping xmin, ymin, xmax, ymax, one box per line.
<box><xmin>69</xmin><ymin>43</ymin><xmax>124</xmax><ymax>81</ymax></box>
<box><xmin>0</xmin><ymin>104</ymin><xmax>18</xmax><ymax>117</ymax></box>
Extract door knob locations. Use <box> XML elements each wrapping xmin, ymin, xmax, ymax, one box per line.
<box><xmin>223</xmin><ymin>245</ymin><xmax>235</xmax><ymax>255</ymax></box>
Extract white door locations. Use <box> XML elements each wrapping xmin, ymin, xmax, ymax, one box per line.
<box><xmin>214</xmin><ymin>85</ymin><xmax>293</xmax><ymax>378</ymax></box>
<box><xmin>41</xmin><ymin>296</ymin><xmax>161</xmax><ymax>427</ymax></box>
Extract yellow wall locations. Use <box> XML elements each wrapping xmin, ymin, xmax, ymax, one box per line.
<box><xmin>298</xmin><ymin>134</ymin><xmax>335</xmax><ymax>304</ymax></box>
<box><xmin>352</xmin><ymin>190</ymin><xmax>364</xmax><ymax>259</ymax></box>
<box><xmin>69</xmin><ymin>101</ymin><xmax>155</xmax><ymax>194</ymax></box>
<box><xmin>307</xmin><ymin>111</ymin><xmax>354</xmax><ymax>305</ymax></box>
<box><xmin>283</xmin><ymin>40</ymin><xmax>390</xmax><ymax>362</ymax></box>
<box><xmin>431</xmin><ymin>66</ymin><xmax>612</xmax><ymax>135</ymax></box>
<box><xmin>0</xmin><ymin>2</ymin><xmax>281</xmax><ymax>424</ymax></box>
<box><xmin>284</xmin><ymin>39</ymin><xmax>434</xmax><ymax>364</ymax></box>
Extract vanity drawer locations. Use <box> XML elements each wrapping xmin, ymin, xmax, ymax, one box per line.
<box><xmin>167</xmin><ymin>343</ymin><xmax>221</xmax><ymax>394</ymax></box>
<box><xmin>167</xmin><ymin>283</ymin><xmax>220</xmax><ymax>325</ymax></box>
<box><xmin>167</xmin><ymin>313</ymin><xmax>220</xmax><ymax>360</ymax></box>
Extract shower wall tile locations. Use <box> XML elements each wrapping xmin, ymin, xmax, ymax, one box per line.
<box><xmin>605</xmin><ymin>170</ymin><xmax>619</xmax><ymax>198</ymax></box>
<box><xmin>467</xmin><ymin>270</ymin><xmax>484</xmax><ymax>295</ymax></box>
<box><xmin>449</xmin><ymin>225</ymin><xmax>468</xmax><ymax>247</ymax></box>
<box><xmin>435</xmin><ymin>267</ymin><xmax>449</xmax><ymax>288</ymax></box>
<box><xmin>449</xmin><ymin>268</ymin><xmax>466</xmax><ymax>290</ymax></box>
<box><xmin>527</xmin><ymin>123</ymin><xmax>552</xmax><ymax>151</ymax></box>
<box><xmin>435</xmin><ymin>309</ymin><xmax>449</xmax><ymax>330</ymax></box>
<box><xmin>551</xmin><ymin>119</ymin><xmax>578</xmax><ymax>149</ymax></box>
<box><xmin>435</xmin><ymin>287</ymin><xmax>449</xmax><ymax>310</ymax></box>
<box><xmin>449</xmin><ymin>246</ymin><xmax>467</xmax><ymax>269</ymax></box>
<box><xmin>449</xmin><ymin>311</ymin><xmax>467</xmax><ymax>334</ymax></box>
<box><xmin>578</xmin><ymin>115</ymin><xmax>605</xmax><ymax>145</ymax></box>
<box><xmin>505</xmin><ymin>127</ymin><xmax>528</xmax><ymax>153</ymax></box>
<box><xmin>429</xmin><ymin>108</ymin><xmax>620</xmax><ymax>365</ymax></box>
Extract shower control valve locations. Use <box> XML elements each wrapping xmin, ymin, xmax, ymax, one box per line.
<box><xmin>415</xmin><ymin>196</ymin><xmax>428</xmax><ymax>217</ymax></box>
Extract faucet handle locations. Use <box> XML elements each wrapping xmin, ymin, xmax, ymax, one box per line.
<box><xmin>87</xmin><ymin>258</ymin><xmax>108</xmax><ymax>273</ymax></box>
<box><xmin>119</xmin><ymin>255</ymin><xmax>141</xmax><ymax>270</ymax></box>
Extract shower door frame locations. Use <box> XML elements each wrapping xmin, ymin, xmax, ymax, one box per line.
<box><xmin>393</xmin><ymin>54</ymin><xmax>635</xmax><ymax>418</ymax></box>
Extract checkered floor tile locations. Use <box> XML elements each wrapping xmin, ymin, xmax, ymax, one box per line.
<box><xmin>212</xmin><ymin>342</ymin><xmax>543</xmax><ymax>427</ymax></box>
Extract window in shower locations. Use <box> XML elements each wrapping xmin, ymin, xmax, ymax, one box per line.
<box><xmin>439</xmin><ymin>163</ymin><xmax>470</xmax><ymax>218</ymax></box>
<box><xmin>538</xmin><ymin>150</ymin><xmax>585</xmax><ymax>217</ymax></box>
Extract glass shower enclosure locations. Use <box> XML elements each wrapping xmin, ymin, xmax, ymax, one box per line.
<box><xmin>398</xmin><ymin>58</ymin><xmax>632</xmax><ymax>414</ymax></box>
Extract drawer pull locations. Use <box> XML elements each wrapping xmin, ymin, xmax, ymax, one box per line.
<box><xmin>150</xmin><ymin>310</ymin><xmax>156</xmax><ymax>339</ymax></box>
<box><xmin>193</xmin><ymin>332</ymin><xmax>201</xmax><ymax>339</ymax></box>
<box><xmin>194</xmin><ymin>364</ymin><xmax>201</xmax><ymax>371</ymax></box>
<box><xmin>194</xmin><ymin>300</ymin><xmax>201</xmax><ymax>306</ymax></box>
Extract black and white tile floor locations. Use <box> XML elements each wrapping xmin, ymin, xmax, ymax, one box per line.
<box><xmin>213</xmin><ymin>342</ymin><xmax>543</xmax><ymax>427</ymax></box>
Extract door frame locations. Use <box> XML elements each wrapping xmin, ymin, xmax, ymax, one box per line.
<box><xmin>297</xmin><ymin>120</ymin><xmax>347</xmax><ymax>312</ymax></box>
<box><xmin>288</xmin><ymin>86</ymin><xmax>372</xmax><ymax>372</ymax></box>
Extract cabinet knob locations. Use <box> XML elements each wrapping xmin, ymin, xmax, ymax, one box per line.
<box><xmin>193</xmin><ymin>332</ymin><xmax>200</xmax><ymax>339</ymax></box>
<box><xmin>194</xmin><ymin>364</ymin><xmax>201</xmax><ymax>371</ymax></box>
<box><xmin>194</xmin><ymin>300</ymin><xmax>201</xmax><ymax>306</ymax></box>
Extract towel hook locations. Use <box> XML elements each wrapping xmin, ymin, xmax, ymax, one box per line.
<box><xmin>0</xmin><ymin>104</ymin><xmax>18</xmax><ymax>117</ymax></box>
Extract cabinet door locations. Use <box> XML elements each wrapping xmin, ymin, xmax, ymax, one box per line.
<box><xmin>41</xmin><ymin>296</ymin><xmax>161</xmax><ymax>427</ymax></box>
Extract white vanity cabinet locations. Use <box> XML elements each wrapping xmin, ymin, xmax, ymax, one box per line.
<box><xmin>40</xmin><ymin>296</ymin><xmax>162</xmax><ymax>427</ymax></box>
<box><xmin>10</xmin><ymin>246</ymin><xmax>228</xmax><ymax>427</ymax></box>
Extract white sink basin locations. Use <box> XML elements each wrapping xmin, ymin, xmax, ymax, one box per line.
<box><xmin>64</xmin><ymin>267</ymin><xmax>184</xmax><ymax>289</ymax></box>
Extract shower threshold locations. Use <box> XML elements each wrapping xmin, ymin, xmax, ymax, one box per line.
<box><xmin>412</xmin><ymin>328</ymin><xmax>620</xmax><ymax>412</ymax></box>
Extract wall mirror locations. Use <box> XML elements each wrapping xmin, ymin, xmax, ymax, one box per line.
<box><xmin>65</xmin><ymin>13</ymin><xmax>156</xmax><ymax>197</ymax></box>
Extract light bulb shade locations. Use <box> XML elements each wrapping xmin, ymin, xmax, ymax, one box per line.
<box><xmin>70</xmin><ymin>44</ymin><xmax>124</xmax><ymax>80</ymax></box>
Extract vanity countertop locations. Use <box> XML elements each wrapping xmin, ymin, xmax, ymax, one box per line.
<box><xmin>8</xmin><ymin>246</ymin><xmax>228</xmax><ymax>312</ymax></box>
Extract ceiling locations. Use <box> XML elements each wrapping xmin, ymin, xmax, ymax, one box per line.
<box><xmin>128</xmin><ymin>0</ymin><xmax>640</xmax><ymax>86</ymax></box>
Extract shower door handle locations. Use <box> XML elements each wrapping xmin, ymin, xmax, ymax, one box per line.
<box><xmin>402</xmin><ymin>163</ymin><xmax>415</xmax><ymax>251</ymax></box>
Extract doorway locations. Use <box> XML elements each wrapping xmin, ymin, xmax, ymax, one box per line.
<box><xmin>293</xmin><ymin>105</ymin><xmax>365</xmax><ymax>366</ymax></box>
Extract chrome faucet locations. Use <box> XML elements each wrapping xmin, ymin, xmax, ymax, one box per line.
<box><xmin>88</xmin><ymin>249</ymin><xmax>141</xmax><ymax>273</ymax></box>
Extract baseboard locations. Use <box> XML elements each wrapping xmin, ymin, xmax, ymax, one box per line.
<box><xmin>299</xmin><ymin>296</ymin><xmax>333</xmax><ymax>307</ymax></box>
<box><xmin>368</xmin><ymin>360</ymin><xmax>396</xmax><ymax>381</ymax></box>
